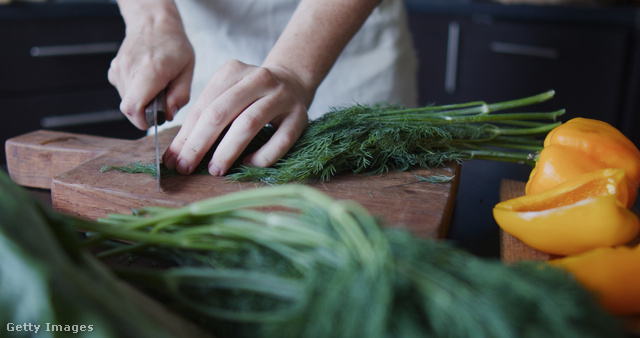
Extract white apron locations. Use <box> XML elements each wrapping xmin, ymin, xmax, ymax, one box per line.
<box><xmin>162</xmin><ymin>0</ymin><xmax>418</xmax><ymax>131</ymax></box>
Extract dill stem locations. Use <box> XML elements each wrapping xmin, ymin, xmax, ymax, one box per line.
<box><xmin>384</xmin><ymin>100</ymin><xmax>488</xmax><ymax>115</ymax></box>
<box><xmin>88</xmin><ymin>186</ymin><xmax>354</xmax><ymax>257</ymax></box>
<box><xmin>481</xmin><ymin>142</ymin><xmax>542</xmax><ymax>152</ymax></box>
<box><xmin>379</xmin><ymin>90</ymin><xmax>556</xmax><ymax>117</ymax></box>
<box><xmin>94</xmin><ymin>242</ymin><xmax>150</xmax><ymax>259</ymax></box>
<box><xmin>328</xmin><ymin>202</ymin><xmax>377</xmax><ymax>265</ymax></box>
<box><xmin>485</xmin><ymin>89</ymin><xmax>556</xmax><ymax>111</ymax></box>
<box><xmin>371</xmin><ymin>110</ymin><xmax>564</xmax><ymax>125</ymax></box>
<box><xmin>459</xmin><ymin>149</ymin><xmax>536</xmax><ymax>165</ymax></box>
<box><xmin>495</xmin><ymin>120</ymin><xmax>562</xmax><ymax>135</ymax></box>
<box><xmin>112</xmin><ymin>267</ymin><xmax>306</xmax><ymax>322</ymax></box>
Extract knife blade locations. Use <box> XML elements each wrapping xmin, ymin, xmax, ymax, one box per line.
<box><xmin>145</xmin><ymin>89</ymin><xmax>167</xmax><ymax>191</ymax></box>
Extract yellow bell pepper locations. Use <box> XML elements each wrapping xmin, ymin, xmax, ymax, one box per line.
<box><xmin>494</xmin><ymin>168</ymin><xmax>639</xmax><ymax>256</ymax></box>
<box><xmin>526</xmin><ymin>144</ymin><xmax>638</xmax><ymax>208</ymax></box>
<box><xmin>549</xmin><ymin>244</ymin><xmax>640</xmax><ymax>315</ymax></box>
<box><xmin>543</xmin><ymin>117</ymin><xmax>640</xmax><ymax>187</ymax></box>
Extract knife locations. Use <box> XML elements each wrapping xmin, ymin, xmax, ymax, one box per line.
<box><xmin>145</xmin><ymin>89</ymin><xmax>167</xmax><ymax>191</ymax></box>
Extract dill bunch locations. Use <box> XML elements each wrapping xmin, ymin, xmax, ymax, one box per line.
<box><xmin>101</xmin><ymin>91</ymin><xmax>563</xmax><ymax>183</ymax></box>
<box><xmin>77</xmin><ymin>184</ymin><xmax>625</xmax><ymax>338</ymax></box>
<box><xmin>227</xmin><ymin>90</ymin><xmax>564</xmax><ymax>184</ymax></box>
<box><xmin>0</xmin><ymin>168</ymin><xmax>624</xmax><ymax>338</ymax></box>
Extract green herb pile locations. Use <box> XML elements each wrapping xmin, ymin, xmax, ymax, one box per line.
<box><xmin>0</xmin><ymin>171</ymin><xmax>191</xmax><ymax>338</ymax></box>
<box><xmin>102</xmin><ymin>91</ymin><xmax>563</xmax><ymax>184</ymax></box>
<box><xmin>2</xmin><ymin>167</ymin><xmax>624</xmax><ymax>337</ymax></box>
<box><xmin>229</xmin><ymin>90</ymin><xmax>563</xmax><ymax>183</ymax></box>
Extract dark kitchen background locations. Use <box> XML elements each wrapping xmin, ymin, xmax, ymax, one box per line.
<box><xmin>1</xmin><ymin>0</ymin><xmax>639</xmax><ymax>258</ymax></box>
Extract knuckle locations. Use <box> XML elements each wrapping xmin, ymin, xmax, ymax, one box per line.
<box><xmin>200</xmin><ymin>107</ymin><xmax>227</xmax><ymax>130</ymax></box>
<box><xmin>234</xmin><ymin>113</ymin><xmax>264</xmax><ymax>132</ymax></box>
<box><xmin>220</xmin><ymin>59</ymin><xmax>245</xmax><ymax>74</ymax></box>
<box><xmin>107</xmin><ymin>60</ymin><xmax>120</xmax><ymax>85</ymax></box>
<box><xmin>274</xmin><ymin>129</ymin><xmax>298</xmax><ymax>153</ymax></box>
<box><xmin>253</xmin><ymin>149</ymin><xmax>279</xmax><ymax>168</ymax></box>
<box><xmin>248</xmin><ymin>67</ymin><xmax>276</xmax><ymax>87</ymax></box>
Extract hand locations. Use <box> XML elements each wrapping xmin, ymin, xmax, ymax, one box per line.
<box><xmin>108</xmin><ymin>1</ymin><xmax>194</xmax><ymax>129</ymax></box>
<box><xmin>163</xmin><ymin>60</ymin><xmax>310</xmax><ymax>176</ymax></box>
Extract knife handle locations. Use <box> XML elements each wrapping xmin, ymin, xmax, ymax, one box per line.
<box><xmin>144</xmin><ymin>89</ymin><xmax>167</xmax><ymax>127</ymax></box>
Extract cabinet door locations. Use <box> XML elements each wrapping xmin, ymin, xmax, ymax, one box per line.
<box><xmin>407</xmin><ymin>14</ymin><xmax>455</xmax><ymax>106</ymax></box>
<box><xmin>0</xmin><ymin>17</ymin><xmax>124</xmax><ymax>93</ymax></box>
<box><xmin>453</xmin><ymin>19</ymin><xmax>629</xmax><ymax>126</ymax></box>
<box><xmin>621</xmin><ymin>32</ymin><xmax>640</xmax><ymax>147</ymax></box>
<box><xmin>0</xmin><ymin>89</ymin><xmax>145</xmax><ymax>165</ymax></box>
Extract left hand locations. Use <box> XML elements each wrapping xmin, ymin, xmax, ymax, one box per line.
<box><xmin>162</xmin><ymin>59</ymin><xmax>310</xmax><ymax>176</ymax></box>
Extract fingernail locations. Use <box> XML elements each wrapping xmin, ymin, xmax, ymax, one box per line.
<box><xmin>209</xmin><ymin>163</ymin><xmax>222</xmax><ymax>176</ymax></box>
<box><xmin>177</xmin><ymin>159</ymin><xmax>190</xmax><ymax>175</ymax></box>
<box><xmin>164</xmin><ymin>154</ymin><xmax>177</xmax><ymax>169</ymax></box>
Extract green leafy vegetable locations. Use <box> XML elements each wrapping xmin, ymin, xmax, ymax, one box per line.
<box><xmin>227</xmin><ymin>90</ymin><xmax>562</xmax><ymax>183</ymax></box>
<box><xmin>0</xmin><ymin>171</ymin><xmax>204</xmax><ymax>338</ymax></box>
<box><xmin>0</xmin><ymin>169</ymin><xmax>627</xmax><ymax>337</ymax></box>
<box><xmin>102</xmin><ymin>91</ymin><xmax>562</xmax><ymax>184</ymax></box>
<box><xmin>77</xmin><ymin>184</ymin><xmax>625</xmax><ymax>338</ymax></box>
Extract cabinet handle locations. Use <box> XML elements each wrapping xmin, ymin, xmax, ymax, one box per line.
<box><xmin>40</xmin><ymin>110</ymin><xmax>124</xmax><ymax>128</ymax></box>
<box><xmin>489</xmin><ymin>42</ymin><xmax>558</xmax><ymax>59</ymax></box>
<box><xmin>30</xmin><ymin>42</ymin><xmax>120</xmax><ymax>57</ymax></box>
<box><xmin>445</xmin><ymin>21</ymin><xmax>460</xmax><ymax>94</ymax></box>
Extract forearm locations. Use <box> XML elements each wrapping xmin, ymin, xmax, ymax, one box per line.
<box><xmin>262</xmin><ymin>0</ymin><xmax>379</xmax><ymax>105</ymax></box>
<box><xmin>116</xmin><ymin>0</ymin><xmax>184</xmax><ymax>33</ymax></box>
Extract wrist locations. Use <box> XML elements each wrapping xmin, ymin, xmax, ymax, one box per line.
<box><xmin>116</xmin><ymin>0</ymin><xmax>184</xmax><ymax>34</ymax></box>
<box><xmin>262</xmin><ymin>63</ymin><xmax>317</xmax><ymax>109</ymax></box>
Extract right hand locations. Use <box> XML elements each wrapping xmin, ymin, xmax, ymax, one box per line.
<box><xmin>108</xmin><ymin>1</ymin><xmax>194</xmax><ymax>130</ymax></box>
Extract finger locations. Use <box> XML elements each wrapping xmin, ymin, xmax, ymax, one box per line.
<box><xmin>107</xmin><ymin>46</ymin><xmax>131</xmax><ymax>95</ymax></box>
<box><xmin>163</xmin><ymin>60</ymin><xmax>250</xmax><ymax>170</ymax></box>
<box><xmin>107</xmin><ymin>59</ymin><xmax>125</xmax><ymax>98</ymax></box>
<box><xmin>121</xmin><ymin>65</ymin><xmax>171</xmax><ymax>130</ymax></box>
<box><xmin>165</xmin><ymin>63</ymin><xmax>194</xmax><ymax>122</ymax></box>
<box><xmin>242</xmin><ymin>108</ymin><xmax>307</xmax><ymax>168</ymax></box>
<box><xmin>170</xmin><ymin>84</ymin><xmax>260</xmax><ymax>175</ymax></box>
<box><xmin>162</xmin><ymin>97</ymin><xmax>211</xmax><ymax>171</ymax></box>
<box><xmin>171</xmin><ymin>104</ymin><xmax>236</xmax><ymax>175</ymax></box>
<box><xmin>208</xmin><ymin>102</ymin><xmax>274</xmax><ymax>176</ymax></box>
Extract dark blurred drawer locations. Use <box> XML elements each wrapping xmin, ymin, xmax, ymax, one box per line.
<box><xmin>454</xmin><ymin>20</ymin><xmax>629</xmax><ymax>125</ymax></box>
<box><xmin>0</xmin><ymin>16</ymin><xmax>124</xmax><ymax>93</ymax></box>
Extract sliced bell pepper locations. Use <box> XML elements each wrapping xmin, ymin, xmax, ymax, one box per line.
<box><xmin>549</xmin><ymin>244</ymin><xmax>640</xmax><ymax>315</ymax></box>
<box><xmin>526</xmin><ymin>144</ymin><xmax>638</xmax><ymax>208</ymax></box>
<box><xmin>543</xmin><ymin>117</ymin><xmax>640</xmax><ymax>187</ymax></box>
<box><xmin>494</xmin><ymin>168</ymin><xmax>639</xmax><ymax>256</ymax></box>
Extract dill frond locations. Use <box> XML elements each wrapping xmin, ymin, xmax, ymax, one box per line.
<box><xmin>103</xmin><ymin>91</ymin><xmax>563</xmax><ymax>184</ymax></box>
<box><xmin>228</xmin><ymin>91</ymin><xmax>563</xmax><ymax>183</ymax></box>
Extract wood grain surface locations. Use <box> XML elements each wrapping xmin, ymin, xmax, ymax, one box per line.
<box><xmin>498</xmin><ymin>178</ymin><xmax>640</xmax><ymax>333</ymax></box>
<box><xmin>6</xmin><ymin>128</ymin><xmax>461</xmax><ymax>239</ymax></box>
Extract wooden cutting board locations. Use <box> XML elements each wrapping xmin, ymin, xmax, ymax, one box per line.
<box><xmin>499</xmin><ymin>179</ymin><xmax>640</xmax><ymax>333</ymax></box>
<box><xmin>5</xmin><ymin>128</ymin><xmax>460</xmax><ymax>239</ymax></box>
